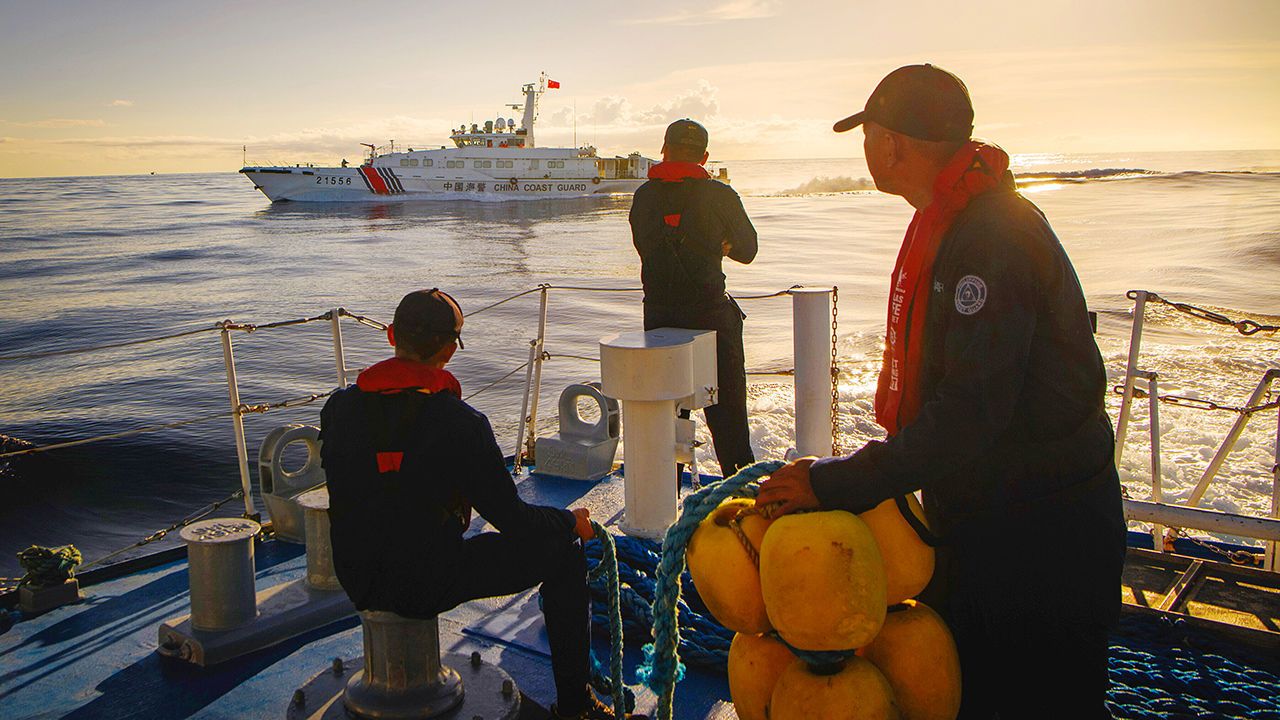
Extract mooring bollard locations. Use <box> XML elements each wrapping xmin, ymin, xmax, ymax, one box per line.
<box><xmin>343</xmin><ymin>611</ymin><xmax>464</xmax><ymax>719</ymax></box>
<box><xmin>180</xmin><ymin>518</ymin><xmax>260</xmax><ymax>632</ymax></box>
<box><xmin>296</xmin><ymin>487</ymin><xmax>341</xmax><ymax>591</ymax></box>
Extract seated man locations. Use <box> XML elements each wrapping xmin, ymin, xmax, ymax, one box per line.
<box><xmin>320</xmin><ymin>288</ymin><xmax>636</xmax><ymax>720</ymax></box>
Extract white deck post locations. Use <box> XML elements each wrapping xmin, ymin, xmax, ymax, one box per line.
<box><xmin>220</xmin><ymin>324</ymin><xmax>256</xmax><ymax>517</ymax></box>
<box><xmin>792</xmin><ymin>288</ymin><xmax>834</xmax><ymax>457</ymax></box>
<box><xmin>329</xmin><ymin>308</ymin><xmax>347</xmax><ymax>388</ymax></box>
<box><xmin>523</xmin><ymin>286</ymin><xmax>550</xmax><ymax>461</ymax></box>
<box><xmin>1187</xmin><ymin>369</ymin><xmax>1279</xmax><ymax>508</ymax></box>
<box><xmin>1268</xmin><ymin>402</ymin><xmax>1280</xmax><ymax>572</ymax></box>
<box><xmin>1140</xmin><ymin>371</ymin><xmax>1165</xmax><ymax>551</ymax></box>
<box><xmin>1114</xmin><ymin>291</ymin><xmax>1148</xmax><ymax>467</ymax></box>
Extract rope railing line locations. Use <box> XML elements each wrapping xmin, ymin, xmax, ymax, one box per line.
<box><xmin>0</xmin><ymin>388</ymin><xmax>337</xmax><ymax>460</ymax></box>
<box><xmin>217</xmin><ymin>311</ymin><xmax>333</xmax><ymax>333</ymax></box>
<box><xmin>0</xmin><ymin>324</ymin><xmax>223</xmax><ymax>362</ymax></box>
<box><xmin>463</xmin><ymin>360</ymin><xmax>534</xmax><ymax>402</ymax></box>
<box><xmin>0</xmin><ymin>308</ymin><xmax>393</xmax><ymax>363</ymax></box>
<box><xmin>238</xmin><ymin>389</ymin><xmax>336</xmax><ymax>415</ymax></box>
<box><xmin>732</xmin><ymin>284</ymin><xmax>805</xmax><ymax>300</ymax></box>
<box><xmin>546</xmin><ymin>352</ymin><xmax>798</xmax><ymax>377</ymax></box>
<box><xmin>1114</xmin><ymin>385</ymin><xmax>1280</xmax><ymax>415</ymax></box>
<box><xmin>1130</xmin><ymin>290</ymin><xmax>1280</xmax><ymax>336</ymax></box>
<box><xmin>0</xmin><ymin>411</ymin><xmax>234</xmax><ymax>459</ymax></box>
<box><xmin>462</xmin><ymin>286</ymin><xmax>548</xmax><ymax>318</ymax></box>
<box><xmin>0</xmin><ymin>284</ymin><xmax>815</xmax><ymax>364</ymax></box>
<box><xmin>337</xmin><ymin>308</ymin><xmax>388</xmax><ymax>331</ymax></box>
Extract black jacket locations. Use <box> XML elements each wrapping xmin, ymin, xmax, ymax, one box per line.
<box><xmin>630</xmin><ymin>177</ymin><xmax>758</xmax><ymax>307</ymax></box>
<box><xmin>810</xmin><ymin>186</ymin><xmax>1121</xmax><ymax>539</ymax></box>
<box><xmin>319</xmin><ymin>387</ymin><xmax>575</xmax><ymax>613</ymax></box>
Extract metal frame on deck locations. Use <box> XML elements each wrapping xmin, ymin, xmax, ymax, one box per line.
<box><xmin>1113</xmin><ymin>290</ymin><xmax>1280</xmax><ymax>571</ymax></box>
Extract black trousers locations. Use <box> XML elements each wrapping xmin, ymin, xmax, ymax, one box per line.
<box><xmin>920</xmin><ymin>471</ymin><xmax>1125</xmax><ymax>720</ymax></box>
<box><xmin>432</xmin><ymin>532</ymin><xmax>591</xmax><ymax>714</ymax></box>
<box><xmin>643</xmin><ymin>298</ymin><xmax>756</xmax><ymax>476</ymax></box>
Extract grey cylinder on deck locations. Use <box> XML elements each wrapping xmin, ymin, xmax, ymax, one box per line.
<box><xmin>296</xmin><ymin>487</ymin><xmax>341</xmax><ymax>591</ymax></box>
<box><xmin>180</xmin><ymin>518</ymin><xmax>260</xmax><ymax>632</ymax></box>
<box><xmin>343</xmin><ymin>611</ymin><xmax>464</xmax><ymax>719</ymax></box>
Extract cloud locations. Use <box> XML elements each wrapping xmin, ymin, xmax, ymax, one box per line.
<box><xmin>109</xmin><ymin>100</ymin><xmax>134</xmax><ymax>107</ymax></box>
<box><xmin>547</xmin><ymin>80</ymin><xmax>721</xmax><ymax>129</ymax></box>
<box><xmin>626</xmin><ymin>0</ymin><xmax>778</xmax><ymax>26</ymax></box>
<box><xmin>12</xmin><ymin>118</ymin><xmax>107</xmax><ymax>128</ymax></box>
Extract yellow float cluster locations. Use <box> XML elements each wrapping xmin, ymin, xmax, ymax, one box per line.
<box><xmin>687</xmin><ymin>496</ymin><xmax>960</xmax><ymax>720</ymax></box>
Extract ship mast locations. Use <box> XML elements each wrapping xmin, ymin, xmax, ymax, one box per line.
<box><xmin>508</xmin><ymin>73</ymin><xmax>546</xmax><ymax>149</ymax></box>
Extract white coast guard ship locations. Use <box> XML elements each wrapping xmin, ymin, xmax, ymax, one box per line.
<box><xmin>241</xmin><ymin>75</ymin><xmax>697</xmax><ymax>202</ymax></box>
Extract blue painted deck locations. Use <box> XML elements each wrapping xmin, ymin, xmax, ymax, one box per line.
<box><xmin>0</xmin><ymin>469</ymin><xmax>737</xmax><ymax>720</ymax></box>
<box><xmin>2</xmin><ymin>466</ymin><xmax>1279</xmax><ymax>719</ymax></box>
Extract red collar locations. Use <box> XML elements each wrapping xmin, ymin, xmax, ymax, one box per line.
<box><xmin>356</xmin><ymin>358</ymin><xmax>462</xmax><ymax>397</ymax></box>
<box><xmin>648</xmin><ymin>161</ymin><xmax>712</xmax><ymax>182</ymax></box>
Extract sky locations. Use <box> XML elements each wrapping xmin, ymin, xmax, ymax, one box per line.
<box><xmin>1</xmin><ymin>0</ymin><xmax>1277</xmax><ymax>177</ymax></box>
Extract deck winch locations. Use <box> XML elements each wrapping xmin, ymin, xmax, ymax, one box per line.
<box><xmin>287</xmin><ymin>611</ymin><xmax>520</xmax><ymax>720</ymax></box>
<box><xmin>258</xmin><ymin>424</ymin><xmax>325</xmax><ymax>542</ymax></box>
<box><xmin>600</xmin><ymin>327</ymin><xmax>718</xmax><ymax>539</ymax></box>
<box><xmin>534</xmin><ymin>382</ymin><xmax>620</xmax><ymax>481</ymax></box>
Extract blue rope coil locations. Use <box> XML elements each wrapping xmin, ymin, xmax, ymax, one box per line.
<box><xmin>639</xmin><ymin>460</ymin><xmax>782</xmax><ymax>720</ymax></box>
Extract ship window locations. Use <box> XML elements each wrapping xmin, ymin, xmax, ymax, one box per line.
<box><xmin>400</xmin><ymin>159</ymin><xmax>410</xmax><ymax>167</ymax></box>
<box><xmin>423</xmin><ymin>159</ymin><xmax>433</xmax><ymax>167</ymax></box>
<box><xmin>473</xmin><ymin>161</ymin><xmax>482</xmax><ymax>168</ymax></box>
<box><xmin>483</xmin><ymin>160</ymin><xmax>492</xmax><ymax>168</ymax></box>
<box><xmin>530</xmin><ymin>160</ymin><xmax>540</xmax><ymax>169</ymax></box>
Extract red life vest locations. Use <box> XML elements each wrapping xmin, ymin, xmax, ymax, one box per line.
<box><xmin>875</xmin><ymin>141</ymin><xmax>1010</xmax><ymax>436</ymax></box>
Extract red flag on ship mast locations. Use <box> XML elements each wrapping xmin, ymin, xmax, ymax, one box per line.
<box><xmin>547</xmin><ymin>79</ymin><xmax>561</xmax><ymax>89</ymax></box>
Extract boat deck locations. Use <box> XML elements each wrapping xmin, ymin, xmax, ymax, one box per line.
<box><xmin>2</xmin><ymin>467</ymin><xmax>1280</xmax><ymax>719</ymax></box>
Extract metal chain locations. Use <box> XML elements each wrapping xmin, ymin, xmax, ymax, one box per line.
<box><xmin>1114</xmin><ymin>385</ymin><xmax>1279</xmax><ymax>415</ymax></box>
<box><xmin>77</xmin><ymin>489</ymin><xmax>247</xmax><ymax>572</ymax></box>
<box><xmin>1164</xmin><ymin>525</ymin><xmax>1263</xmax><ymax>566</ymax></box>
<box><xmin>830</xmin><ymin>286</ymin><xmax>841</xmax><ymax>456</ymax></box>
<box><xmin>1131</xmin><ymin>290</ymin><xmax>1280</xmax><ymax>336</ymax></box>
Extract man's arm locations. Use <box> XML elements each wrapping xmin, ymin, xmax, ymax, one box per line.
<box><xmin>805</xmin><ymin>225</ymin><xmax>1042</xmax><ymax>514</ymax></box>
<box><xmin>714</xmin><ymin>185</ymin><xmax>758</xmax><ymax>264</ymax></box>
<box><xmin>463</xmin><ymin>413</ymin><xmax>576</xmax><ymax>539</ymax></box>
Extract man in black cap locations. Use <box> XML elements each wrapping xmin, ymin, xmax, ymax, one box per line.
<box><xmin>629</xmin><ymin>119</ymin><xmax>758</xmax><ymax>477</ymax></box>
<box><xmin>320</xmin><ymin>289</ymin><xmax>641</xmax><ymax>720</ymax></box>
<box><xmin>758</xmin><ymin>66</ymin><xmax>1125</xmax><ymax>719</ymax></box>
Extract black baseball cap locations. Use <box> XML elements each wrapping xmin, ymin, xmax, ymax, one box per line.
<box><xmin>664</xmin><ymin>119</ymin><xmax>709</xmax><ymax>151</ymax></box>
<box><xmin>393</xmin><ymin>288</ymin><xmax>464</xmax><ymax>349</ymax></box>
<box><xmin>833</xmin><ymin>64</ymin><xmax>974</xmax><ymax>142</ymax></box>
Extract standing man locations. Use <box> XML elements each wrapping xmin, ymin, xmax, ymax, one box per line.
<box><xmin>630</xmin><ymin>119</ymin><xmax>759</xmax><ymax>477</ymax></box>
<box><xmin>320</xmin><ymin>288</ymin><xmax>641</xmax><ymax>720</ymax></box>
<box><xmin>758</xmin><ymin>65</ymin><xmax>1125</xmax><ymax>719</ymax></box>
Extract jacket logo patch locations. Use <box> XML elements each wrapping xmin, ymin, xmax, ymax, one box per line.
<box><xmin>376</xmin><ymin>452</ymin><xmax>404</xmax><ymax>473</ymax></box>
<box><xmin>954</xmin><ymin>275</ymin><xmax>987</xmax><ymax>315</ymax></box>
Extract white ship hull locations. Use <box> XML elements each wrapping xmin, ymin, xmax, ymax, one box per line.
<box><xmin>242</xmin><ymin>166</ymin><xmax>645</xmax><ymax>202</ymax></box>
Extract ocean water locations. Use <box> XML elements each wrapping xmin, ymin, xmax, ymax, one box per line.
<box><xmin>1</xmin><ymin>151</ymin><xmax>1278</xmax><ymax>579</ymax></box>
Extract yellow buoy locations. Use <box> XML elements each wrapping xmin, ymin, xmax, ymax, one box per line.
<box><xmin>859</xmin><ymin>600</ymin><xmax>961</xmax><ymax>720</ymax></box>
<box><xmin>727</xmin><ymin>633</ymin><xmax>795</xmax><ymax>720</ymax></box>
<box><xmin>858</xmin><ymin>496</ymin><xmax>935</xmax><ymax>605</ymax></box>
<box><xmin>770</xmin><ymin>656</ymin><xmax>901</xmax><ymax>720</ymax></box>
<box><xmin>759</xmin><ymin>511</ymin><xmax>887</xmax><ymax>650</ymax></box>
<box><xmin>686</xmin><ymin>497</ymin><xmax>774</xmax><ymax>633</ymax></box>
